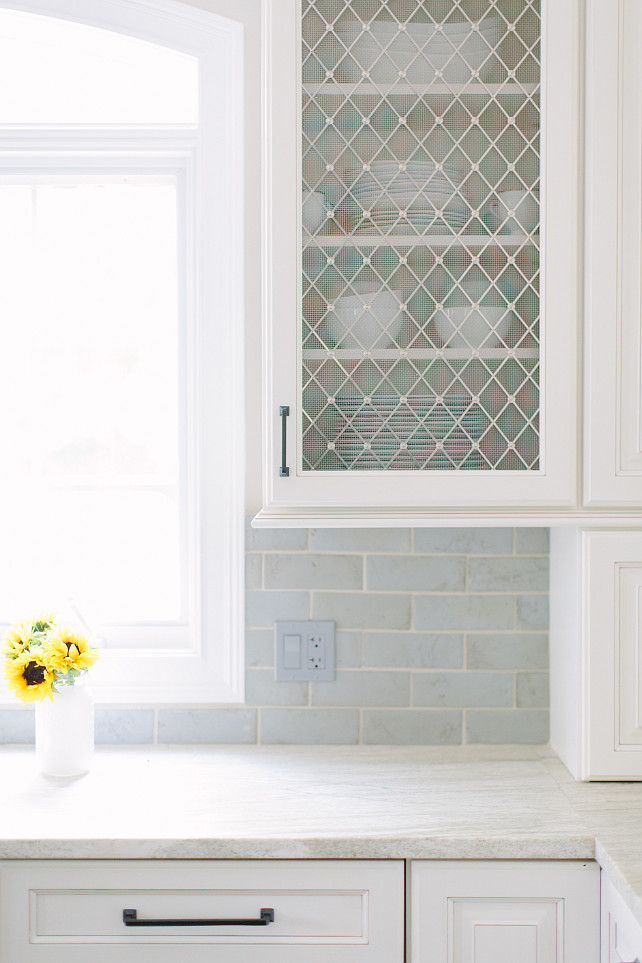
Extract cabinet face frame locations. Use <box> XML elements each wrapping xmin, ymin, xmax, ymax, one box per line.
<box><xmin>584</xmin><ymin>0</ymin><xmax>642</xmax><ymax>507</ymax></box>
<box><xmin>261</xmin><ymin>0</ymin><xmax>580</xmax><ymax>517</ymax></box>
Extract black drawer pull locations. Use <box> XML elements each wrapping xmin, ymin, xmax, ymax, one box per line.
<box><xmin>123</xmin><ymin>908</ymin><xmax>275</xmax><ymax>927</ymax></box>
<box><xmin>279</xmin><ymin>405</ymin><xmax>290</xmax><ymax>477</ymax></box>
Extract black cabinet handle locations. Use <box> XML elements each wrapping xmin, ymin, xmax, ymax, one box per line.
<box><xmin>279</xmin><ymin>405</ymin><xmax>290</xmax><ymax>477</ymax></box>
<box><xmin>123</xmin><ymin>908</ymin><xmax>274</xmax><ymax>927</ymax></box>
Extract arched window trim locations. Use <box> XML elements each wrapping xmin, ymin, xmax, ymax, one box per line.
<box><xmin>0</xmin><ymin>0</ymin><xmax>245</xmax><ymax>704</ymax></box>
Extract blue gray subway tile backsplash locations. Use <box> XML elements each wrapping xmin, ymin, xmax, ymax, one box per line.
<box><xmin>0</xmin><ymin>522</ymin><xmax>549</xmax><ymax>746</ymax></box>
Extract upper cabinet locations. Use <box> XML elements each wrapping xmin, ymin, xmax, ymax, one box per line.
<box><xmin>260</xmin><ymin>0</ymin><xmax>580</xmax><ymax>523</ymax></box>
<box><xmin>584</xmin><ymin>0</ymin><xmax>642</xmax><ymax>507</ymax></box>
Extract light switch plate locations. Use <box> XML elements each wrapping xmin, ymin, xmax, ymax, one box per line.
<box><xmin>274</xmin><ymin>621</ymin><xmax>335</xmax><ymax>681</ymax></box>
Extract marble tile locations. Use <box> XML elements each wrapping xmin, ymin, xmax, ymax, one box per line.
<box><xmin>265</xmin><ymin>553</ymin><xmax>363</xmax><ymax>590</ymax></box>
<box><xmin>309</xmin><ymin>528</ymin><xmax>411</xmax><ymax>552</ymax></box>
<box><xmin>466</xmin><ymin>633</ymin><xmax>548</xmax><ymax>670</ymax></box>
<box><xmin>260</xmin><ymin>709</ymin><xmax>359</xmax><ymax>745</ymax></box>
<box><xmin>413</xmin><ymin>528</ymin><xmax>514</xmax><ymax>555</ymax></box>
<box><xmin>367</xmin><ymin>555</ymin><xmax>465</xmax><ymax>592</ymax></box>
<box><xmin>310</xmin><ymin>670</ymin><xmax>410</xmax><ymax>708</ymax></box>
<box><xmin>0</xmin><ymin>709</ymin><xmax>34</xmax><ymax>744</ymax></box>
<box><xmin>244</xmin><ymin>669</ymin><xmax>308</xmax><ymax>707</ymax></box>
<box><xmin>362</xmin><ymin>709</ymin><xmax>462</xmax><ymax>745</ymax></box>
<box><xmin>363</xmin><ymin>632</ymin><xmax>463</xmax><ymax>669</ymax></box>
<box><xmin>245</xmin><ymin>519</ymin><xmax>308</xmax><ymax>551</ymax></box>
<box><xmin>414</xmin><ymin>595</ymin><xmax>514</xmax><ymax>631</ymax></box>
<box><xmin>413</xmin><ymin>672</ymin><xmax>513</xmax><ymax>708</ymax></box>
<box><xmin>157</xmin><ymin>709</ymin><xmax>257</xmax><ymax>744</ymax></box>
<box><xmin>94</xmin><ymin>709</ymin><xmax>154</xmax><ymax>745</ymax></box>
<box><xmin>312</xmin><ymin>592</ymin><xmax>411</xmax><ymax>630</ymax></box>
<box><xmin>516</xmin><ymin>672</ymin><xmax>549</xmax><ymax>708</ymax></box>
<box><xmin>466</xmin><ymin>709</ymin><xmax>549</xmax><ymax>745</ymax></box>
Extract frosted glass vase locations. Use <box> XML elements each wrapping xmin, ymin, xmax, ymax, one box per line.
<box><xmin>35</xmin><ymin>680</ymin><xmax>94</xmax><ymax>776</ymax></box>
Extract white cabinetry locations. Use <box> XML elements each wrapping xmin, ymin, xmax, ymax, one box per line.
<box><xmin>550</xmin><ymin>529</ymin><xmax>642</xmax><ymax>780</ymax></box>
<box><xmin>260</xmin><ymin>0</ymin><xmax>580</xmax><ymax>523</ymax></box>
<box><xmin>0</xmin><ymin>859</ymin><xmax>404</xmax><ymax>963</ymax></box>
<box><xmin>549</xmin><ymin>0</ymin><xmax>642</xmax><ymax>781</ymax></box>
<box><xmin>602</xmin><ymin>876</ymin><xmax>642</xmax><ymax>963</ymax></box>
<box><xmin>0</xmin><ymin>858</ymin><xmax>601</xmax><ymax>963</ymax></box>
<box><xmin>410</xmin><ymin>860</ymin><xmax>600</xmax><ymax>963</ymax></box>
<box><xmin>584</xmin><ymin>0</ymin><xmax>642</xmax><ymax>507</ymax></box>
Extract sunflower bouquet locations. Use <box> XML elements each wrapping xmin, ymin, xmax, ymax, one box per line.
<box><xmin>3</xmin><ymin>614</ymin><xmax>100</xmax><ymax>704</ymax></box>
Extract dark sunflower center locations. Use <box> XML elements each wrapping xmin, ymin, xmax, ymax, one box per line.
<box><xmin>23</xmin><ymin>661</ymin><xmax>46</xmax><ymax>686</ymax></box>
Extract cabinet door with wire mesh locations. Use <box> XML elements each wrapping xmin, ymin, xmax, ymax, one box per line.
<box><xmin>263</xmin><ymin>0</ymin><xmax>578</xmax><ymax>515</ymax></box>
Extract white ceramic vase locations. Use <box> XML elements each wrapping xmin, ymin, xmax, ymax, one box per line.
<box><xmin>35</xmin><ymin>679</ymin><xmax>94</xmax><ymax>777</ymax></box>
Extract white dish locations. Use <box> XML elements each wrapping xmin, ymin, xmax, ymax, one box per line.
<box><xmin>338</xmin><ymin>17</ymin><xmax>500</xmax><ymax>83</ymax></box>
<box><xmin>338</xmin><ymin>18</ymin><xmax>500</xmax><ymax>44</ymax></box>
<box><xmin>319</xmin><ymin>290</ymin><xmax>404</xmax><ymax>348</ymax></box>
<box><xmin>484</xmin><ymin>190</ymin><xmax>539</xmax><ymax>234</ymax></box>
<box><xmin>432</xmin><ymin>305</ymin><xmax>511</xmax><ymax>348</ymax></box>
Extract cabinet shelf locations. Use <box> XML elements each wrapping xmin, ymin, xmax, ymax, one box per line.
<box><xmin>304</xmin><ymin>234</ymin><xmax>539</xmax><ymax>250</ymax></box>
<box><xmin>303</xmin><ymin>81</ymin><xmax>539</xmax><ymax>103</ymax></box>
<box><xmin>302</xmin><ymin>348</ymin><xmax>538</xmax><ymax>361</ymax></box>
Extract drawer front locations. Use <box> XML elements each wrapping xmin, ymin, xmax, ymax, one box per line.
<box><xmin>0</xmin><ymin>859</ymin><xmax>404</xmax><ymax>963</ymax></box>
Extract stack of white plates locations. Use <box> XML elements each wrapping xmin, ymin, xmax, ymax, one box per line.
<box><xmin>348</xmin><ymin>160</ymin><xmax>469</xmax><ymax>234</ymax></box>
<box><xmin>336</xmin><ymin>17</ymin><xmax>501</xmax><ymax>84</ymax></box>
<box><xmin>331</xmin><ymin>389</ymin><xmax>484</xmax><ymax>466</ymax></box>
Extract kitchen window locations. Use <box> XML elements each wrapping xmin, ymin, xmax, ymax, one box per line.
<box><xmin>0</xmin><ymin>0</ymin><xmax>245</xmax><ymax>703</ymax></box>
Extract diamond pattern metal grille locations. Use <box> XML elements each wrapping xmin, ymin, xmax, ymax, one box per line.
<box><xmin>301</xmin><ymin>0</ymin><xmax>540</xmax><ymax>471</ymax></box>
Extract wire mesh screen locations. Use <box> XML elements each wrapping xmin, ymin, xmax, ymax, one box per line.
<box><xmin>301</xmin><ymin>0</ymin><xmax>540</xmax><ymax>471</ymax></box>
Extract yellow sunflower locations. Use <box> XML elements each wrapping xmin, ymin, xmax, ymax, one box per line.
<box><xmin>46</xmin><ymin>627</ymin><xmax>99</xmax><ymax>675</ymax></box>
<box><xmin>3</xmin><ymin>620</ymin><xmax>37</xmax><ymax>659</ymax></box>
<box><xmin>4</xmin><ymin>650</ymin><xmax>54</xmax><ymax>703</ymax></box>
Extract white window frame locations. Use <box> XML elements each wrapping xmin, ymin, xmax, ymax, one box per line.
<box><xmin>0</xmin><ymin>0</ymin><xmax>245</xmax><ymax>704</ymax></box>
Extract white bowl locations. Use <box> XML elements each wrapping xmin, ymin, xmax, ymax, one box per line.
<box><xmin>485</xmin><ymin>190</ymin><xmax>539</xmax><ymax>234</ymax></box>
<box><xmin>302</xmin><ymin>190</ymin><xmax>329</xmax><ymax>233</ymax></box>
<box><xmin>339</xmin><ymin>18</ymin><xmax>500</xmax><ymax>83</ymax></box>
<box><xmin>320</xmin><ymin>291</ymin><xmax>403</xmax><ymax>348</ymax></box>
<box><xmin>433</xmin><ymin>305</ymin><xmax>511</xmax><ymax>349</ymax></box>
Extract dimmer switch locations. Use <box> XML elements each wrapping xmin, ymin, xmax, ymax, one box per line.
<box><xmin>274</xmin><ymin>621</ymin><xmax>335</xmax><ymax>681</ymax></box>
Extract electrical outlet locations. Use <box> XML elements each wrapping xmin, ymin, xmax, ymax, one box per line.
<box><xmin>274</xmin><ymin>621</ymin><xmax>335</xmax><ymax>681</ymax></box>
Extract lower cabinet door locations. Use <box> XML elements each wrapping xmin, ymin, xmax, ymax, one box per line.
<box><xmin>410</xmin><ymin>860</ymin><xmax>600</xmax><ymax>963</ymax></box>
<box><xmin>0</xmin><ymin>859</ymin><xmax>404</xmax><ymax>963</ymax></box>
<box><xmin>602</xmin><ymin>876</ymin><xmax>642</xmax><ymax>963</ymax></box>
<box><xmin>583</xmin><ymin>531</ymin><xmax>642</xmax><ymax>779</ymax></box>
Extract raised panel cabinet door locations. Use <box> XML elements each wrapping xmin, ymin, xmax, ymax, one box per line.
<box><xmin>410</xmin><ymin>860</ymin><xmax>600</xmax><ymax>963</ymax></box>
<box><xmin>260</xmin><ymin>0</ymin><xmax>580</xmax><ymax>522</ymax></box>
<box><xmin>584</xmin><ymin>0</ymin><xmax>642</xmax><ymax>506</ymax></box>
<box><xmin>584</xmin><ymin>531</ymin><xmax>642</xmax><ymax>779</ymax></box>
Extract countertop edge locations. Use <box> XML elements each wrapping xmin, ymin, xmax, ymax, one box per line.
<box><xmin>0</xmin><ymin>835</ymin><xmax>596</xmax><ymax>862</ymax></box>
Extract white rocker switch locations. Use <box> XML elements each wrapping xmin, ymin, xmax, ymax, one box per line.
<box><xmin>274</xmin><ymin>621</ymin><xmax>335</xmax><ymax>681</ymax></box>
<box><xmin>283</xmin><ymin>634</ymin><xmax>302</xmax><ymax>670</ymax></box>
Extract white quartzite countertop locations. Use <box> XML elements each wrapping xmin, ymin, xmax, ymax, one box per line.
<box><xmin>1</xmin><ymin>745</ymin><xmax>641</xmax><ymax>925</ymax></box>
